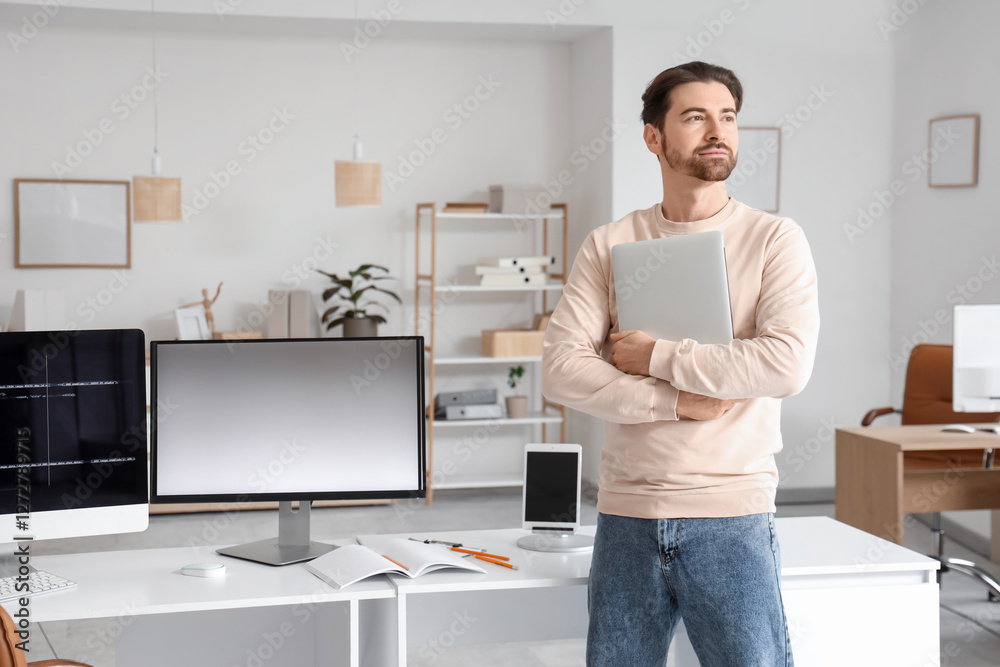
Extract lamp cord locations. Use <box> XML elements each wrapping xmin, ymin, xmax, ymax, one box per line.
<box><xmin>151</xmin><ymin>0</ymin><xmax>159</xmax><ymax>156</ymax></box>
<box><xmin>353</xmin><ymin>0</ymin><xmax>360</xmax><ymax>147</ymax></box>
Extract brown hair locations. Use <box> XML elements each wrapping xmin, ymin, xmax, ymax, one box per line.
<box><xmin>641</xmin><ymin>61</ymin><xmax>743</xmax><ymax>131</ymax></box>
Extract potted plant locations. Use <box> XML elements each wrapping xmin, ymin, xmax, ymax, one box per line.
<box><xmin>318</xmin><ymin>264</ymin><xmax>401</xmax><ymax>338</ymax></box>
<box><xmin>506</xmin><ymin>365</ymin><xmax>528</xmax><ymax>419</ymax></box>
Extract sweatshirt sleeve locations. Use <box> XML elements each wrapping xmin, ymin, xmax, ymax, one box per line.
<box><xmin>647</xmin><ymin>222</ymin><xmax>819</xmax><ymax>400</ymax></box>
<box><xmin>542</xmin><ymin>232</ymin><xmax>680</xmax><ymax>424</ymax></box>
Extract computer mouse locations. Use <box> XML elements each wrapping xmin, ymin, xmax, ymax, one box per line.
<box><xmin>181</xmin><ymin>562</ymin><xmax>227</xmax><ymax>578</ymax></box>
<box><xmin>978</xmin><ymin>424</ymin><xmax>1000</xmax><ymax>435</ymax></box>
<box><xmin>940</xmin><ymin>424</ymin><xmax>976</xmax><ymax>433</ymax></box>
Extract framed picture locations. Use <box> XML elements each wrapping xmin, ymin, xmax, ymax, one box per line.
<box><xmin>175</xmin><ymin>306</ymin><xmax>210</xmax><ymax>340</ymax></box>
<box><xmin>725</xmin><ymin>127</ymin><xmax>781</xmax><ymax>212</ymax></box>
<box><xmin>14</xmin><ymin>179</ymin><xmax>131</xmax><ymax>268</ymax></box>
<box><xmin>928</xmin><ymin>114</ymin><xmax>979</xmax><ymax>187</ymax></box>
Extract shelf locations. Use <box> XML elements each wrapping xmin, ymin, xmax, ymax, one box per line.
<box><xmin>432</xmin><ymin>475</ymin><xmax>523</xmax><ymax>490</ymax></box>
<box><xmin>418</xmin><ymin>210</ymin><xmax>564</xmax><ymax>220</ymax></box>
<box><xmin>417</xmin><ymin>201</ymin><xmax>568</xmax><ymax>502</ymax></box>
<box><xmin>431</xmin><ymin>283</ymin><xmax>563</xmax><ymax>292</ymax></box>
<box><xmin>433</xmin><ymin>355</ymin><xmax>542</xmax><ymax>365</ymax></box>
<box><xmin>432</xmin><ymin>412</ymin><xmax>563</xmax><ymax>428</ymax></box>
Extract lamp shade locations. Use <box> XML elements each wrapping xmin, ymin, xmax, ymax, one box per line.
<box><xmin>133</xmin><ymin>175</ymin><xmax>182</xmax><ymax>221</ymax></box>
<box><xmin>335</xmin><ymin>160</ymin><xmax>381</xmax><ymax>207</ymax></box>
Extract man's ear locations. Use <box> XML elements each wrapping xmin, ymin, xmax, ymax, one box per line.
<box><xmin>643</xmin><ymin>124</ymin><xmax>662</xmax><ymax>158</ymax></box>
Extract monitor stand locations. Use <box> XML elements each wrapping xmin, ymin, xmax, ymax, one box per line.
<box><xmin>517</xmin><ymin>530</ymin><xmax>594</xmax><ymax>553</ymax></box>
<box><xmin>217</xmin><ymin>501</ymin><xmax>334</xmax><ymax>566</ymax></box>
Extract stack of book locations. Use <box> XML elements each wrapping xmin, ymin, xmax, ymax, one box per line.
<box><xmin>434</xmin><ymin>389</ymin><xmax>502</xmax><ymax>420</ymax></box>
<box><xmin>476</xmin><ymin>256</ymin><xmax>555</xmax><ymax>286</ymax></box>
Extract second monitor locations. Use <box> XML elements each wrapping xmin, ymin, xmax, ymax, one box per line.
<box><xmin>151</xmin><ymin>336</ymin><xmax>426</xmax><ymax>566</ymax></box>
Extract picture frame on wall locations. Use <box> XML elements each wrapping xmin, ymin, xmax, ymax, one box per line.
<box><xmin>724</xmin><ymin>127</ymin><xmax>781</xmax><ymax>213</ymax></box>
<box><xmin>928</xmin><ymin>114</ymin><xmax>979</xmax><ymax>188</ymax></box>
<box><xmin>175</xmin><ymin>306</ymin><xmax>211</xmax><ymax>340</ymax></box>
<box><xmin>14</xmin><ymin>178</ymin><xmax>131</xmax><ymax>268</ymax></box>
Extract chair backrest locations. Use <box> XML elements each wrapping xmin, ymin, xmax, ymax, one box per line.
<box><xmin>0</xmin><ymin>605</ymin><xmax>28</xmax><ymax>667</ymax></box>
<box><xmin>901</xmin><ymin>344</ymin><xmax>1000</xmax><ymax>425</ymax></box>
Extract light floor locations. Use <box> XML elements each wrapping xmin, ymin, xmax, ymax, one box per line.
<box><xmin>18</xmin><ymin>491</ymin><xmax>1000</xmax><ymax>666</ymax></box>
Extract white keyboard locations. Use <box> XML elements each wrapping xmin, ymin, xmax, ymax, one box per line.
<box><xmin>0</xmin><ymin>570</ymin><xmax>77</xmax><ymax>603</ymax></box>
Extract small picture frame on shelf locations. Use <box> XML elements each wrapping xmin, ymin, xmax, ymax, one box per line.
<box><xmin>928</xmin><ymin>114</ymin><xmax>979</xmax><ymax>188</ymax></box>
<box><xmin>175</xmin><ymin>306</ymin><xmax>210</xmax><ymax>340</ymax></box>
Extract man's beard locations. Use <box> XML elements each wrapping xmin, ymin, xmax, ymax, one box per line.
<box><xmin>661</xmin><ymin>136</ymin><xmax>737</xmax><ymax>182</ymax></box>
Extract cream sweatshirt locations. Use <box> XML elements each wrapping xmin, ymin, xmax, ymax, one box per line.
<box><xmin>542</xmin><ymin>198</ymin><xmax>819</xmax><ymax>519</ymax></box>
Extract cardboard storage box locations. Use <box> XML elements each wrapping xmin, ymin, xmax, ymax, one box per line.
<box><xmin>488</xmin><ymin>184</ymin><xmax>548</xmax><ymax>215</ymax></box>
<box><xmin>481</xmin><ymin>329</ymin><xmax>545</xmax><ymax>357</ymax></box>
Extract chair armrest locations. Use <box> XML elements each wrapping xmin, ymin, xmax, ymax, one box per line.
<box><xmin>861</xmin><ymin>407</ymin><xmax>898</xmax><ymax>427</ymax></box>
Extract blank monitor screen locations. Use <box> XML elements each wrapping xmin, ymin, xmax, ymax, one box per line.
<box><xmin>151</xmin><ymin>337</ymin><xmax>425</xmax><ymax>503</ymax></box>
<box><xmin>524</xmin><ymin>451</ymin><xmax>578</xmax><ymax>526</ymax></box>
<box><xmin>953</xmin><ymin>304</ymin><xmax>1000</xmax><ymax>413</ymax></box>
<box><xmin>0</xmin><ymin>329</ymin><xmax>148</xmax><ymax>542</ymax></box>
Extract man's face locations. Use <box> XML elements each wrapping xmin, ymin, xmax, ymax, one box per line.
<box><xmin>656</xmin><ymin>81</ymin><xmax>738</xmax><ymax>182</ymax></box>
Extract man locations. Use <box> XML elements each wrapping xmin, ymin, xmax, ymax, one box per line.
<box><xmin>541</xmin><ymin>61</ymin><xmax>819</xmax><ymax>666</ymax></box>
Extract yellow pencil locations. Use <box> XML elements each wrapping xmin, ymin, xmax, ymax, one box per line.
<box><xmin>383</xmin><ymin>555</ymin><xmax>408</xmax><ymax>571</ymax></box>
<box><xmin>475</xmin><ymin>554</ymin><xmax>519</xmax><ymax>570</ymax></box>
<box><xmin>452</xmin><ymin>547</ymin><xmax>509</xmax><ymax>561</ymax></box>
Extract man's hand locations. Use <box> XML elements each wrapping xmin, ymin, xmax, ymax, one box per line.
<box><xmin>676</xmin><ymin>390</ymin><xmax>745</xmax><ymax>421</ymax></box>
<box><xmin>610</xmin><ymin>330</ymin><xmax>655</xmax><ymax>376</ymax></box>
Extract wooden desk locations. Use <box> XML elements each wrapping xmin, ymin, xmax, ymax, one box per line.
<box><xmin>836</xmin><ymin>425</ymin><xmax>1000</xmax><ymax>559</ymax></box>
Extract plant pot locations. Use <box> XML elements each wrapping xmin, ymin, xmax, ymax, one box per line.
<box><xmin>343</xmin><ymin>317</ymin><xmax>378</xmax><ymax>338</ymax></box>
<box><xmin>505</xmin><ymin>395</ymin><xmax>528</xmax><ymax>420</ymax></box>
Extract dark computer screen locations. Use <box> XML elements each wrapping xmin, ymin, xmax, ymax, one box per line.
<box><xmin>0</xmin><ymin>329</ymin><xmax>148</xmax><ymax>541</ymax></box>
<box><xmin>524</xmin><ymin>451</ymin><xmax>578</xmax><ymax>524</ymax></box>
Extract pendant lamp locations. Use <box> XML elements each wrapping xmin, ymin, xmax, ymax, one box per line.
<box><xmin>133</xmin><ymin>0</ymin><xmax>181</xmax><ymax>222</ymax></box>
<box><xmin>335</xmin><ymin>135</ymin><xmax>381</xmax><ymax>206</ymax></box>
<box><xmin>334</xmin><ymin>1</ymin><xmax>381</xmax><ymax>207</ymax></box>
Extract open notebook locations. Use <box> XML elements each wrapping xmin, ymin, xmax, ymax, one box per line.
<box><xmin>304</xmin><ymin>537</ymin><xmax>485</xmax><ymax>590</ymax></box>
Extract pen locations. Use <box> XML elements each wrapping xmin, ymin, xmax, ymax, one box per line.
<box><xmin>452</xmin><ymin>547</ymin><xmax>506</xmax><ymax>560</ymax></box>
<box><xmin>383</xmin><ymin>555</ymin><xmax>408</xmax><ymax>571</ymax></box>
<box><xmin>475</xmin><ymin>554</ymin><xmax>519</xmax><ymax>570</ymax></box>
<box><xmin>408</xmin><ymin>537</ymin><xmax>463</xmax><ymax>548</ymax></box>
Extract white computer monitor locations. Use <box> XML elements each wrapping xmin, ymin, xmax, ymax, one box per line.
<box><xmin>150</xmin><ymin>336</ymin><xmax>426</xmax><ymax>566</ymax></box>
<box><xmin>953</xmin><ymin>304</ymin><xmax>1000</xmax><ymax>413</ymax></box>
<box><xmin>0</xmin><ymin>329</ymin><xmax>150</xmax><ymax>543</ymax></box>
<box><xmin>517</xmin><ymin>443</ymin><xmax>593</xmax><ymax>553</ymax></box>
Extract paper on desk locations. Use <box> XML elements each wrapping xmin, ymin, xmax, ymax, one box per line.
<box><xmin>305</xmin><ymin>538</ymin><xmax>484</xmax><ymax>590</ymax></box>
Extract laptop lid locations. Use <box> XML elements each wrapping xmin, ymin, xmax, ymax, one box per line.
<box><xmin>612</xmin><ymin>231</ymin><xmax>734</xmax><ymax>344</ymax></box>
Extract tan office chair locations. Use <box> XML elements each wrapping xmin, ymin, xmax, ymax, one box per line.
<box><xmin>0</xmin><ymin>605</ymin><xmax>92</xmax><ymax>667</ymax></box>
<box><xmin>862</xmin><ymin>343</ymin><xmax>1000</xmax><ymax>601</ymax></box>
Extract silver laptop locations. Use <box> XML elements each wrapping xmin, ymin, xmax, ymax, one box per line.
<box><xmin>611</xmin><ymin>231</ymin><xmax>733</xmax><ymax>344</ymax></box>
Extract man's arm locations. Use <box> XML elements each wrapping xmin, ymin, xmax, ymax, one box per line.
<box><xmin>542</xmin><ymin>233</ymin><xmax>681</xmax><ymax>424</ymax></box>
<box><xmin>645</xmin><ymin>223</ymin><xmax>820</xmax><ymax>400</ymax></box>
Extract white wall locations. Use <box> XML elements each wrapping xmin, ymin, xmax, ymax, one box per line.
<box><xmin>0</xmin><ymin>15</ymin><xmax>576</xmax><ymax>340</ymax></box>
<box><xmin>890</xmin><ymin>0</ymin><xmax>1000</xmax><ymax>543</ymax></box>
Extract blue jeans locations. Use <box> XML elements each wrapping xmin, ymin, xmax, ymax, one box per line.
<box><xmin>587</xmin><ymin>512</ymin><xmax>793</xmax><ymax>667</ymax></box>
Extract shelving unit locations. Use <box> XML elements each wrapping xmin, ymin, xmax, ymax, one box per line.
<box><xmin>415</xmin><ymin>203</ymin><xmax>569</xmax><ymax>501</ymax></box>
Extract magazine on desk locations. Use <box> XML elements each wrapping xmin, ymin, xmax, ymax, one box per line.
<box><xmin>304</xmin><ymin>537</ymin><xmax>486</xmax><ymax>590</ymax></box>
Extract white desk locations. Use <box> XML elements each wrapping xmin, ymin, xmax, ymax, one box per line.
<box><xmin>372</xmin><ymin>517</ymin><xmax>941</xmax><ymax>667</ymax></box>
<box><xmin>21</xmin><ymin>544</ymin><xmax>398</xmax><ymax>666</ymax></box>
<box><xmin>15</xmin><ymin>517</ymin><xmax>939</xmax><ymax>667</ymax></box>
